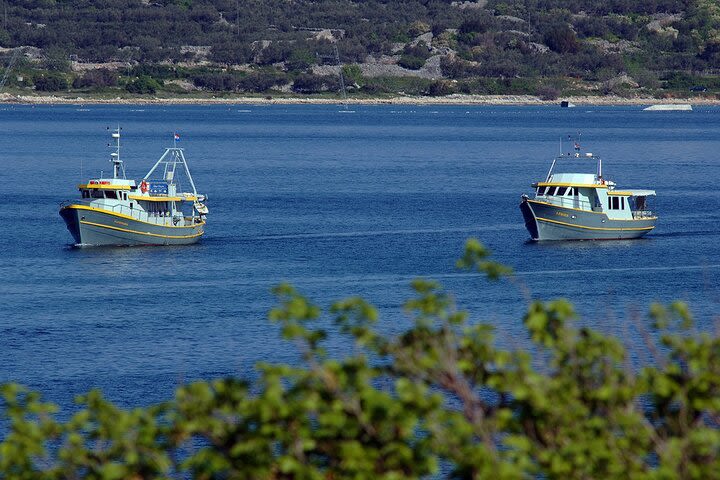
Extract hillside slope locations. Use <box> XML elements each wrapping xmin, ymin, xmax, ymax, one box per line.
<box><xmin>0</xmin><ymin>0</ymin><xmax>718</xmax><ymax>99</ymax></box>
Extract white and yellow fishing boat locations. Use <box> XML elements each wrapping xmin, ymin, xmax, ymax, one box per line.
<box><xmin>60</xmin><ymin>129</ymin><xmax>208</xmax><ymax>246</ymax></box>
<box><xmin>520</xmin><ymin>142</ymin><xmax>656</xmax><ymax>241</ymax></box>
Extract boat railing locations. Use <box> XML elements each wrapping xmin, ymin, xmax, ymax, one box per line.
<box><xmin>632</xmin><ymin>210</ymin><xmax>654</xmax><ymax>219</ymax></box>
<box><xmin>108</xmin><ymin>203</ymin><xmax>166</xmax><ymax>225</ymax></box>
<box><xmin>110</xmin><ymin>203</ymin><xmax>197</xmax><ymax>226</ymax></box>
<box><xmin>538</xmin><ymin>195</ymin><xmax>595</xmax><ymax>212</ymax></box>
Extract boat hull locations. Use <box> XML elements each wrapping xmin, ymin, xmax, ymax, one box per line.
<box><xmin>520</xmin><ymin>198</ymin><xmax>655</xmax><ymax>241</ymax></box>
<box><xmin>60</xmin><ymin>204</ymin><xmax>204</xmax><ymax>246</ymax></box>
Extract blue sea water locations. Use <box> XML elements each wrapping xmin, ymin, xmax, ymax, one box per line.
<box><xmin>1</xmin><ymin>103</ymin><xmax>719</xmax><ymax>412</ymax></box>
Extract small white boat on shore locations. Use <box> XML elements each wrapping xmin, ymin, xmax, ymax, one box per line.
<box><xmin>643</xmin><ymin>104</ymin><xmax>692</xmax><ymax>111</ymax></box>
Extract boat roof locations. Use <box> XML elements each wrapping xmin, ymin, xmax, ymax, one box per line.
<box><xmin>79</xmin><ymin>178</ymin><xmax>136</xmax><ymax>189</ymax></box>
<box><xmin>607</xmin><ymin>189</ymin><xmax>656</xmax><ymax>196</ymax></box>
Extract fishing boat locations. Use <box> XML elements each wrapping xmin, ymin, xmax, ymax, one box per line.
<box><xmin>519</xmin><ymin>142</ymin><xmax>656</xmax><ymax>241</ymax></box>
<box><xmin>59</xmin><ymin>129</ymin><xmax>208</xmax><ymax>246</ymax></box>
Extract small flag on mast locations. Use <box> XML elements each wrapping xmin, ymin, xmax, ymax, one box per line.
<box><xmin>174</xmin><ymin>133</ymin><xmax>180</xmax><ymax>141</ymax></box>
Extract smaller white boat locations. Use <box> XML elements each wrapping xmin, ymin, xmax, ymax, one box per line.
<box><xmin>643</xmin><ymin>104</ymin><xmax>692</xmax><ymax>111</ymax></box>
<box><xmin>519</xmin><ymin>139</ymin><xmax>657</xmax><ymax>241</ymax></box>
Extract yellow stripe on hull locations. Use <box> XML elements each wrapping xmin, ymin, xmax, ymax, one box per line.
<box><xmin>535</xmin><ymin>217</ymin><xmax>655</xmax><ymax>232</ymax></box>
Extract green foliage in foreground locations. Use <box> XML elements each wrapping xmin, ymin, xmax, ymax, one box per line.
<box><xmin>2</xmin><ymin>239</ymin><xmax>720</xmax><ymax>479</ymax></box>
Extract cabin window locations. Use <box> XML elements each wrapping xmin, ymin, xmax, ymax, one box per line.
<box><xmin>609</xmin><ymin>196</ymin><xmax>627</xmax><ymax>210</ymax></box>
<box><xmin>556</xmin><ymin>186</ymin><xmax>567</xmax><ymax>196</ymax></box>
<box><xmin>571</xmin><ymin>187</ymin><xmax>578</xmax><ymax>196</ymax></box>
<box><xmin>82</xmin><ymin>190</ymin><xmax>90</xmax><ymax>199</ymax></box>
<box><xmin>123</xmin><ymin>192</ymin><xmax>128</xmax><ymax>200</ymax></box>
<box><xmin>106</xmin><ymin>190</ymin><xmax>118</xmax><ymax>200</ymax></box>
<box><xmin>91</xmin><ymin>189</ymin><xmax>104</xmax><ymax>199</ymax></box>
<box><xmin>545</xmin><ymin>187</ymin><xmax>556</xmax><ymax>196</ymax></box>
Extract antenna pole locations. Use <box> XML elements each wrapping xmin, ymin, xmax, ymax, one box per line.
<box><xmin>109</xmin><ymin>126</ymin><xmax>125</xmax><ymax>179</ymax></box>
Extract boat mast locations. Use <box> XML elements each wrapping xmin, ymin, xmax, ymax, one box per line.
<box><xmin>109</xmin><ymin>126</ymin><xmax>126</xmax><ymax>179</ymax></box>
<box><xmin>546</xmin><ymin>135</ymin><xmax>566</xmax><ymax>181</ymax></box>
<box><xmin>144</xmin><ymin>147</ymin><xmax>198</xmax><ymax>196</ymax></box>
<box><xmin>545</xmin><ymin>157</ymin><xmax>558</xmax><ymax>182</ymax></box>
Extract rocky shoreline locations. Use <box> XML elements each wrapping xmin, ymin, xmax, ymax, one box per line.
<box><xmin>0</xmin><ymin>92</ymin><xmax>717</xmax><ymax>106</ymax></box>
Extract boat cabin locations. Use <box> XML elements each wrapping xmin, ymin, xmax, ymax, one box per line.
<box><xmin>79</xmin><ymin>179</ymin><xmax>134</xmax><ymax>200</ymax></box>
<box><xmin>531</xmin><ymin>157</ymin><xmax>656</xmax><ymax>220</ymax></box>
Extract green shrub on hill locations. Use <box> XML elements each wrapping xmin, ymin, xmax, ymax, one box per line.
<box><xmin>237</xmin><ymin>70</ymin><xmax>288</xmax><ymax>92</ymax></box>
<box><xmin>33</xmin><ymin>73</ymin><xmax>68</xmax><ymax>92</ymax></box>
<box><xmin>292</xmin><ymin>73</ymin><xmax>339</xmax><ymax>93</ymax></box>
<box><xmin>125</xmin><ymin>75</ymin><xmax>162</xmax><ymax>94</ymax></box>
<box><xmin>341</xmin><ymin>63</ymin><xmax>363</xmax><ymax>86</ymax></box>
<box><xmin>72</xmin><ymin>69</ymin><xmax>118</xmax><ymax>89</ymax></box>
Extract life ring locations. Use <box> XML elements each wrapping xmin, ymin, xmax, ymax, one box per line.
<box><xmin>140</xmin><ymin>180</ymin><xmax>148</xmax><ymax>193</ymax></box>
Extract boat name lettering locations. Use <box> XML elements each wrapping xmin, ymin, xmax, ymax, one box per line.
<box><xmin>114</xmin><ymin>220</ymin><xmax>129</xmax><ymax>226</ymax></box>
<box><xmin>555</xmin><ymin>211</ymin><xmax>569</xmax><ymax>218</ymax></box>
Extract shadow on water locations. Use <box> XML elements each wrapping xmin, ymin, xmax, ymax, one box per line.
<box><xmin>650</xmin><ymin>231</ymin><xmax>719</xmax><ymax>238</ymax></box>
<box><xmin>522</xmin><ymin>237</ymin><xmax>652</xmax><ymax>248</ymax></box>
<box><xmin>206</xmin><ymin>225</ymin><xmax>524</xmax><ymax>244</ymax></box>
<box><xmin>63</xmin><ymin>242</ymin><xmax>204</xmax><ymax>252</ymax></box>
<box><xmin>514</xmin><ymin>264</ymin><xmax>720</xmax><ymax>276</ymax></box>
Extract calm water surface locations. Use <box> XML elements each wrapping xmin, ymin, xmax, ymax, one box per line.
<box><xmin>1</xmin><ymin>104</ymin><xmax>719</xmax><ymax>410</ymax></box>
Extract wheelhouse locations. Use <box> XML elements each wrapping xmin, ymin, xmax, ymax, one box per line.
<box><xmin>530</xmin><ymin>152</ymin><xmax>656</xmax><ymax>220</ymax></box>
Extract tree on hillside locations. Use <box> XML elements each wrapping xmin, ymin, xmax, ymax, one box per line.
<box><xmin>125</xmin><ymin>75</ymin><xmax>162</xmax><ymax>94</ymax></box>
<box><xmin>544</xmin><ymin>24</ymin><xmax>579</xmax><ymax>53</ymax></box>
<box><xmin>72</xmin><ymin>68</ymin><xmax>118</xmax><ymax>89</ymax></box>
<box><xmin>33</xmin><ymin>73</ymin><xmax>68</xmax><ymax>91</ymax></box>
